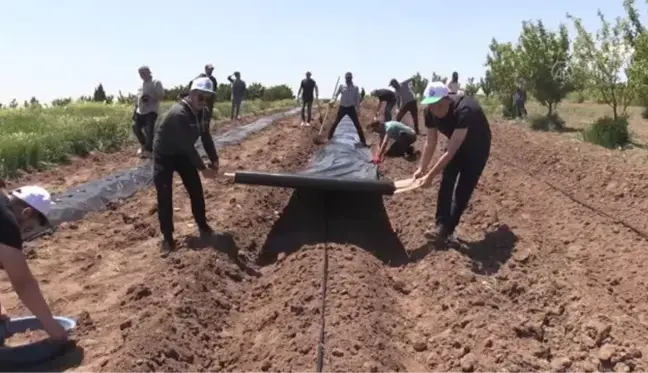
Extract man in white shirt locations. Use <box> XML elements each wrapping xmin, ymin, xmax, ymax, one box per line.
<box><xmin>133</xmin><ymin>66</ymin><xmax>165</xmax><ymax>159</ymax></box>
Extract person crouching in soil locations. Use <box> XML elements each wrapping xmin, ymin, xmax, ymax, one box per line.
<box><xmin>367</xmin><ymin>119</ymin><xmax>417</xmax><ymax>163</ymax></box>
<box><xmin>327</xmin><ymin>72</ymin><xmax>367</xmax><ymax>147</ymax></box>
<box><xmin>0</xmin><ymin>185</ymin><xmax>70</xmax><ymax>342</ymax></box>
<box><xmin>153</xmin><ymin>77</ymin><xmax>221</xmax><ymax>257</ymax></box>
<box><xmin>413</xmin><ymin>82</ymin><xmax>491</xmax><ymax>244</ymax></box>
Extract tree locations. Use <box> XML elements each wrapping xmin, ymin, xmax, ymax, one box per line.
<box><xmin>430</xmin><ymin>72</ymin><xmax>447</xmax><ymax>84</ymax></box>
<box><xmin>8</xmin><ymin>99</ymin><xmax>18</xmax><ymax>109</ymax></box>
<box><xmin>517</xmin><ymin>20</ymin><xmax>573</xmax><ymax>115</ymax></box>
<box><xmin>485</xmin><ymin>38</ymin><xmax>522</xmax><ymax>116</ymax></box>
<box><xmin>464</xmin><ymin>77</ymin><xmax>479</xmax><ymax>96</ymax></box>
<box><xmin>262</xmin><ymin>85</ymin><xmax>294</xmax><ymax>101</ymax></box>
<box><xmin>480</xmin><ymin>72</ymin><xmax>493</xmax><ymax>97</ymax></box>
<box><xmin>246</xmin><ymin>82</ymin><xmax>265</xmax><ymax>100</ymax></box>
<box><xmin>410</xmin><ymin>73</ymin><xmax>429</xmax><ymax>99</ymax></box>
<box><xmin>569</xmin><ymin>11</ymin><xmax>636</xmax><ymax>119</ymax></box>
<box><xmin>29</xmin><ymin>96</ymin><xmax>41</xmax><ymax>108</ymax></box>
<box><xmin>93</xmin><ymin>83</ymin><xmax>107</xmax><ymax>102</ymax></box>
<box><xmin>623</xmin><ymin>0</ymin><xmax>644</xmax><ymax>47</ymax></box>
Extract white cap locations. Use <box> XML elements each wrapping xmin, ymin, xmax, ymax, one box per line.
<box><xmin>420</xmin><ymin>81</ymin><xmax>449</xmax><ymax>105</ymax></box>
<box><xmin>11</xmin><ymin>185</ymin><xmax>53</xmax><ymax>221</ymax></box>
<box><xmin>190</xmin><ymin>77</ymin><xmax>215</xmax><ymax>94</ymax></box>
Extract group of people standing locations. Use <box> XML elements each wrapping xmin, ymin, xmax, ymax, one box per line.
<box><xmin>132</xmin><ymin>64</ymin><xmax>247</xmax><ymax>159</ymax></box>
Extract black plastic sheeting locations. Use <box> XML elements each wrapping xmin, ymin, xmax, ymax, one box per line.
<box><xmin>231</xmin><ymin>115</ymin><xmax>396</xmax><ymax>195</ymax></box>
<box><xmin>24</xmin><ymin>107</ymin><xmax>300</xmax><ymax>241</ymax></box>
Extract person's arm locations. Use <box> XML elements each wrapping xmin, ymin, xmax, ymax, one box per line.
<box><xmin>199</xmin><ymin>111</ymin><xmax>219</xmax><ymax>165</ymax></box>
<box><xmin>423</xmin><ymin>108</ymin><xmax>472</xmax><ymax>181</ymax></box>
<box><xmin>154</xmin><ymin>80</ymin><xmax>165</xmax><ymax>101</ymax></box>
<box><xmin>314</xmin><ymin>82</ymin><xmax>319</xmax><ymax>99</ymax></box>
<box><xmin>227</xmin><ymin>75</ymin><xmax>234</xmax><ymax>83</ymax></box>
<box><xmin>0</xmin><ymin>243</ymin><xmax>64</xmax><ymax>338</ymax></box>
<box><xmin>331</xmin><ymin>86</ymin><xmax>342</xmax><ymax>103</ymax></box>
<box><xmin>170</xmin><ymin>112</ymin><xmax>207</xmax><ymax>170</ymax></box>
<box><xmin>418</xmin><ymin>127</ymin><xmax>438</xmax><ymax>173</ymax></box>
<box><xmin>375</xmin><ymin>101</ymin><xmax>383</xmax><ymax>117</ymax></box>
<box><xmin>401</xmin><ymin>77</ymin><xmax>414</xmax><ymax>86</ymax></box>
<box><xmin>297</xmin><ymin>80</ymin><xmax>303</xmax><ymax>98</ymax></box>
<box><xmin>355</xmin><ymin>86</ymin><xmax>361</xmax><ymax>111</ymax></box>
<box><xmin>377</xmin><ymin>133</ymin><xmax>392</xmax><ymax>158</ymax></box>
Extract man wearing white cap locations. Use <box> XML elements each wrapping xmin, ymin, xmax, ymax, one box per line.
<box><xmin>0</xmin><ymin>185</ymin><xmax>69</xmax><ymax>341</ymax></box>
<box><xmin>153</xmin><ymin>77</ymin><xmax>221</xmax><ymax>257</ymax></box>
<box><xmin>413</xmin><ymin>81</ymin><xmax>492</xmax><ymax>244</ymax></box>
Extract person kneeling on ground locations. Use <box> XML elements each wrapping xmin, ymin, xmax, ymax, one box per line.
<box><xmin>368</xmin><ymin>119</ymin><xmax>416</xmax><ymax>162</ymax></box>
<box><xmin>0</xmin><ymin>185</ymin><xmax>69</xmax><ymax>342</ymax></box>
<box><xmin>413</xmin><ymin>82</ymin><xmax>491</xmax><ymax>244</ymax></box>
<box><xmin>327</xmin><ymin>72</ymin><xmax>367</xmax><ymax>147</ymax></box>
<box><xmin>153</xmin><ymin>77</ymin><xmax>221</xmax><ymax>257</ymax></box>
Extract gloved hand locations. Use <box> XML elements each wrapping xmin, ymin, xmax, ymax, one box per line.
<box><xmin>371</xmin><ymin>154</ymin><xmax>383</xmax><ymax>164</ymax></box>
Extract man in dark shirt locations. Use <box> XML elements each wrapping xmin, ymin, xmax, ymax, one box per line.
<box><xmin>370</xmin><ymin>88</ymin><xmax>397</xmax><ymax>122</ymax></box>
<box><xmin>413</xmin><ymin>82</ymin><xmax>491</xmax><ymax>244</ymax></box>
<box><xmin>153</xmin><ymin>77</ymin><xmax>221</xmax><ymax>256</ymax></box>
<box><xmin>297</xmin><ymin>71</ymin><xmax>319</xmax><ymax>126</ymax></box>
<box><xmin>0</xmin><ymin>186</ymin><xmax>68</xmax><ymax>342</ymax></box>
<box><xmin>227</xmin><ymin>72</ymin><xmax>246</xmax><ymax>120</ymax></box>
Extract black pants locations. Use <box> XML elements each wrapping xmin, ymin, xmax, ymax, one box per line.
<box><xmin>231</xmin><ymin>98</ymin><xmax>243</xmax><ymax>119</ymax></box>
<box><xmin>301</xmin><ymin>99</ymin><xmax>313</xmax><ymax>122</ymax></box>
<box><xmin>383</xmin><ymin>99</ymin><xmax>396</xmax><ymax>122</ymax></box>
<box><xmin>132</xmin><ymin>112</ymin><xmax>157</xmax><ymax>152</ymax></box>
<box><xmin>328</xmin><ymin>106</ymin><xmax>367</xmax><ymax>145</ymax></box>
<box><xmin>436</xmin><ymin>145</ymin><xmax>490</xmax><ymax>234</ymax></box>
<box><xmin>386</xmin><ymin>132</ymin><xmax>416</xmax><ymax>157</ymax></box>
<box><xmin>396</xmin><ymin>100</ymin><xmax>420</xmax><ymax>133</ymax></box>
<box><xmin>153</xmin><ymin>154</ymin><xmax>208</xmax><ymax>241</ymax></box>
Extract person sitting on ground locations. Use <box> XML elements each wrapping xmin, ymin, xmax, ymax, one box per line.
<box><xmin>297</xmin><ymin>71</ymin><xmax>319</xmax><ymax>127</ymax></box>
<box><xmin>227</xmin><ymin>72</ymin><xmax>246</xmax><ymax>120</ymax></box>
<box><xmin>327</xmin><ymin>72</ymin><xmax>367</xmax><ymax>147</ymax></box>
<box><xmin>413</xmin><ymin>82</ymin><xmax>491</xmax><ymax>244</ymax></box>
<box><xmin>370</xmin><ymin>88</ymin><xmax>397</xmax><ymax>122</ymax></box>
<box><xmin>152</xmin><ymin>77</ymin><xmax>221</xmax><ymax>257</ymax></box>
<box><xmin>0</xmin><ymin>185</ymin><xmax>69</xmax><ymax>342</ymax></box>
<box><xmin>447</xmin><ymin>71</ymin><xmax>460</xmax><ymax>94</ymax></box>
<box><xmin>133</xmin><ymin>66</ymin><xmax>165</xmax><ymax>159</ymax></box>
<box><xmin>368</xmin><ymin>119</ymin><xmax>416</xmax><ymax>162</ymax></box>
<box><xmin>390</xmin><ymin>76</ymin><xmax>420</xmax><ymax>135</ymax></box>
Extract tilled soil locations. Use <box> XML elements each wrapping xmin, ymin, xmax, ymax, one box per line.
<box><xmin>2</xmin><ymin>101</ymin><xmax>648</xmax><ymax>372</ymax></box>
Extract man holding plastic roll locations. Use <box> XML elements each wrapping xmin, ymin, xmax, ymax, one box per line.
<box><xmin>413</xmin><ymin>81</ymin><xmax>491</xmax><ymax>244</ymax></box>
<box><xmin>0</xmin><ymin>185</ymin><xmax>69</xmax><ymax>342</ymax></box>
<box><xmin>153</xmin><ymin>77</ymin><xmax>221</xmax><ymax>257</ymax></box>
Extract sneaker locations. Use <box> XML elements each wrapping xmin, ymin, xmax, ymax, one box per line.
<box><xmin>305</xmin><ymin>122</ymin><xmax>311</xmax><ymax>127</ymax></box>
<box><xmin>160</xmin><ymin>239</ymin><xmax>175</xmax><ymax>257</ymax></box>
<box><xmin>300</xmin><ymin>121</ymin><xmax>305</xmax><ymax>126</ymax></box>
<box><xmin>136</xmin><ymin>147</ymin><xmax>143</xmax><ymax>156</ymax></box>
<box><xmin>424</xmin><ymin>224</ymin><xmax>452</xmax><ymax>245</ymax></box>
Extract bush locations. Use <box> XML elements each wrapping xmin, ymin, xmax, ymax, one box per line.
<box><xmin>528</xmin><ymin>113</ymin><xmax>565</xmax><ymax>131</ymax></box>
<box><xmin>582</xmin><ymin>116</ymin><xmax>630</xmax><ymax>149</ymax></box>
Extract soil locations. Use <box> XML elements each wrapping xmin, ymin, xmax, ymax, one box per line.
<box><xmin>1</xmin><ymin>101</ymin><xmax>648</xmax><ymax>372</ymax></box>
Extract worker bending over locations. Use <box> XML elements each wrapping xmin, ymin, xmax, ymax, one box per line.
<box><xmin>390</xmin><ymin>76</ymin><xmax>420</xmax><ymax>135</ymax></box>
<box><xmin>153</xmin><ymin>77</ymin><xmax>221</xmax><ymax>256</ymax></box>
<box><xmin>327</xmin><ymin>72</ymin><xmax>367</xmax><ymax>146</ymax></box>
<box><xmin>370</xmin><ymin>88</ymin><xmax>397</xmax><ymax>122</ymax></box>
<box><xmin>414</xmin><ymin>82</ymin><xmax>491</xmax><ymax>243</ymax></box>
<box><xmin>368</xmin><ymin>119</ymin><xmax>416</xmax><ymax>162</ymax></box>
<box><xmin>0</xmin><ymin>185</ymin><xmax>69</xmax><ymax>342</ymax></box>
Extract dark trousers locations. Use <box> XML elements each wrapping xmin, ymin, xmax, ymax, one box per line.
<box><xmin>328</xmin><ymin>106</ymin><xmax>367</xmax><ymax>145</ymax></box>
<box><xmin>132</xmin><ymin>112</ymin><xmax>157</xmax><ymax>152</ymax></box>
<box><xmin>301</xmin><ymin>99</ymin><xmax>313</xmax><ymax>122</ymax></box>
<box><xmin>436</xmin><ymin>145</ymin><xmax>490</xmax><ymax>234</ymax></box>
<box><xmin>383</xmin><ymin>99</ymin><xmax>396</xmax><ymax>122</ymax></box>
<box><xmin>386</xmin><ymin>132</ymin><xmax>416</xmax><ymax>157</ymax></box>
<box><xmin>231</xmin><ymin>98</ymin><xmax>243</xmax><ymax>119</ymax></box>
<box><xmin>153</xmin><ymin>154</ymin><xmax>208</xmax><ymax>241</ymax></box>
<box><xmin>396</xmin><ymin>100</ymin><xmax>420</xmax><ymax>133</ymax></box>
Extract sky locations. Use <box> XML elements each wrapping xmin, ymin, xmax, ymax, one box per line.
<box><xmin>1</xmin><ymin>0</ymin><xmax>645</xmax><ymax>105</ymax></box>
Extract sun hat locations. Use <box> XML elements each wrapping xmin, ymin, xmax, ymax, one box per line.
<box><xmin>11</xmin><ymin>185</ymin><xmax>52</xmax><ymax>225</ymax></box>
<box><xmin>190</xmin><ymin>77</ymin><xmax>215</xmax><ymax>94</ymax></box>
<box><xmin>421</xmin><ymin>81</ymin><xmax>450</xmax><ymax>105</ymax></box>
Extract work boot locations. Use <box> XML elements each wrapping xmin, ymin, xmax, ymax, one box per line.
<box><xmin>160</xmin><ymin>239</ymin><xmax>176</xmax><ymax>258</ymax></box>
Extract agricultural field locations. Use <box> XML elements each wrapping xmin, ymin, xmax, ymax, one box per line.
<box><xmin>0</xmin><ymin>99</ymin><xmax>296</xmax><ymax>179</ymax></box>
<box><xmin>1</xmin><ymin>97</ymin><xmax>648</xmax><ymax>372</ymax></box>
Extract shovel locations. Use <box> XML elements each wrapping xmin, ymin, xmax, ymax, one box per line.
<box><xmin>313</xmin><ymin>76</ymin><xmax>340</xmax><ymax>145</ymax></box>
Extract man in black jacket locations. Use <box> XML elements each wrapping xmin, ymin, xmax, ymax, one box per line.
<box><xmin>153</xmin><ymin>77</ymin><xmax>221</xmax><ymax>256</ymax></box>
<box><xmin>297</xmin><ymin>71</ymin><xmax>319</xmax><ymax>126</ymax></box>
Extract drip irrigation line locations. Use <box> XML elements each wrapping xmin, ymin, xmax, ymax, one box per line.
<box><xmin>494</xmin><ymin>154</ymin><xmax>648</xmax><ymax>241</ymax></box>
<box><xmin>315</xmin><ymin>205</ymin><xmax>330</xmax><ymax>373</ymax></box>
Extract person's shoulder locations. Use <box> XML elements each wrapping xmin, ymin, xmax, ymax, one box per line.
<box><xmin>455</xmin><ymin>95</ymin><xmax>483</xmax><ymax>113</ymax></box>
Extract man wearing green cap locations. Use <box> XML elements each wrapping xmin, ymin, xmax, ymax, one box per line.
<box><xmin>413</xmin><ymin>81</ymin><xmax>491</xmax><ymax>244</ymax></box>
